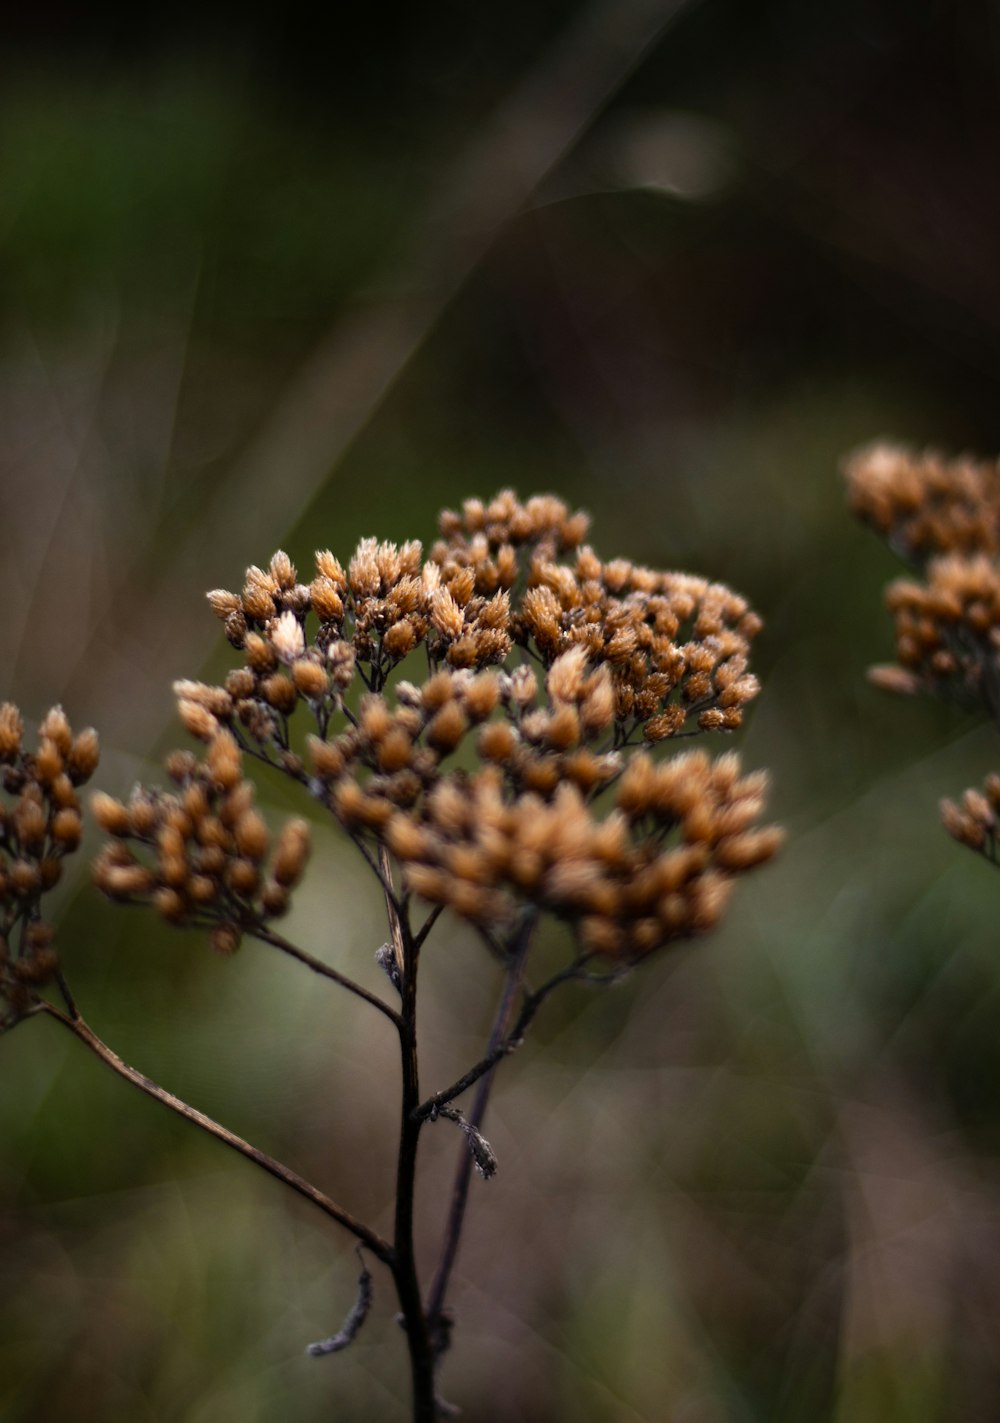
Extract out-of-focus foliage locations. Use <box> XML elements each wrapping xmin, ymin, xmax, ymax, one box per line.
<box><xmin>5</xmin><ymin>2</ymin><xmax>1000</xmax><ymax>1419</ymax></box>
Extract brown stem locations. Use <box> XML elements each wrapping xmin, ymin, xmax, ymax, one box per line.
<box><xmin>413</xmin><ymin>959</ymin><xmax>582</xmax><ymax>1124</ymax></box>
<box><xmin>37</xmin><ymin>1000</ymin><xmax>394</xmax><ymax>1265</ymax></box>
<box><xmin>251</xmin><ymin>925</ymin><xmax>402</xmax><ymax>1029</ymax></box>
<box><xmin>424</xmin><ymin>916</ymin><xmax>536</xmax><ymax>1344</ymax></box>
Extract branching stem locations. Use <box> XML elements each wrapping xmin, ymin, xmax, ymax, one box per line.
<box><xmin>424</xmin><ymin>915</ymin><xmax>537</xmax><ymax>1342</ymax></box>
<box><xmin>251</xmin><ymin>925</ymin><xmax>402</xmax><ymax>1029</ymax></box>
<box><xmin>413</xmin><ymin>957</ymin><xmax>581</xmax><ymax>1125</ymax></box>
<box><xmin>37</xmin><ymin>1000</ymin><xmax>394</xmax><ymax>1264</ymax></box>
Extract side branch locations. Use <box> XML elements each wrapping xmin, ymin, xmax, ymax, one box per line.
<box><xmin>424</xmin><ymin>917</ymin><xmax>538</xmax><ymax>1336</ymax></box>
<box><xmin>38</xmin><ymin>1001</ymin><xmax>394</xmax><ymax>1265</ymax></box>
<box><xmin>413</xmin><ymin>959</ymin><xmax>583</xmax><ymax>1123</ymax></box>
<box><xmin>251</xmin><ymin>925</ymin><xmax>402</xmax><ymax>1029</ymax></box>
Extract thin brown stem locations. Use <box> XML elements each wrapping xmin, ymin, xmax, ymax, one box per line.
<box><xmin>425</xmin><ymin>915</ymin><xmax>536</xmax><ymax>1343</ymax></box>
<box><xmin>251</xmin><ymin>925</ymin><xmax>402</xmax><ymax>1029</ymax></box>
<box><xmin>37</xmin><ymin>1000</ymin><xmax>394</xmax><ymax>1264</ymax></box>
<box><xmin>413</xmin><ymin>958</ymin><xmax>581</xmax><ymax>1124</ymax></box>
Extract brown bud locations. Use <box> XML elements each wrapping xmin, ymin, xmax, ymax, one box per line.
<box><xmin>463</xmin><ymin>675</ymin><xmax>500</xmax><ymax>722</ymax></box>
<box><xmin>154</xmin><ymin>887</ymin><xmax>187</xmax><ymax>922</ymax></box>
<box><xmin>479</xmin><ymin>723</ymin><xmax>516</xmax><ymax>762</ymax></box>
<box><xmin>35</xmin><ymin>738</ymin><xmax>63</xmax><ymax>784</ymax></box>
<box><xmin>11</xmin><ymin>860</ymin><xmax>41</xmax><ymax>895</ymax></box>
<box><xmin>178</xmin><ymin>700</ymin><xmax>218</xmax><ymax>743</ymax></box>
<box><xmin>426</xmin><ymin>701</ymin><xmax>469</xmax><ymax>754</ymax></box>
<box><xmin>383</xmin><ymin>620</ymin><xmax>417</xmax><ymax>659</ymax></box>
<box><xmin>310</xmin><ymin>576</ymin><xmax>345</xmax><ymax>622</ymax></box>
<box><xmin>40</xmin><ymin>706</ymin><xmax>73</xmax><ymax>755</ymax></box>
<box><xmin>260</xmin><ymin>880</ymin><xmax>289</xmax><ymax>917</ymax></box>
<box><xmin>52</xmin><ymin>808</ymin><xmax>82</xmax><ymax>849</ymax></box>
<box><xmin>226</xmin><ymin>858</ymin><xmax>260</xmax><ymax>896</ymax></box>
<box><xmin>67</xmin><ymin>728</ymin><xmax>101</xmax><ymax>782</ymax></box>
<box><xmin>165</xmin><ymin>750</ymin><xmax>199</xmax><ymax>784</ymax></box>
<box><xmin>50</xmin><ymin>774</ymin><xmax>78</xmax><ymax>809</ymax></box>
<box><xmin>225</xmin><ymin>668</ymin><xmax>257</xmax><ymax>700</ymax></box>
<box><xmin>377</xmin><ymin>728</ymin><xmax>414</xmax><ymax>774</ymax></box>
<box><xmin>188</xmin><ymin>875</ymin><xmax>218</xmax><ymax>905</ymax></box>
<box><xmin>0</xmin><ymin>703</ymin><xmax>23</xmax><ymax>761</ymax></box>
<box><xmin>14</xmin><ymin>796</ymin><xmax>47</xmax><ymax>852</ymax></box>
<box><xmin>292</xmin><ymin>659</ymin><xmax>329</xmax><ymax>698</ymax></box>
<box><xmin>235</xmin><ymin>810</ymin><xmax>269</xmax><ymax>861</ymax></box>
<box><xmin>272</xmin><ymin>818</ymin><xmax>311</xmax><ymax>887</ymax></box>
<box><xmin>307</xmin><ymin>736</ymin><xmax>346</xmax><ymax>779</ymax></box>
<box><xmin>128</xmin><ymin>794</ymin><xmax>159</xmax><ymax>837</ymax></box>
<box><xmin>210</xmin><ymin>923</ymin><xmax>242</xmax><ymax>955</ymax></box>
<box><xmin>207</xmin><ymin>588</ymin><xmax>241</xmax><ymax>619</ymax></box>
<box><xmin>260</xmin><ymin>675</ymin><xmax>298</xmax><ymax>715</ymax></box>
<box><xmin>270</xmin><ymin>549</ymin><xmax>297</xmax><ymax>589</ymax></box>
<box><xmin>245</xmin><ymin>632</ymin><xmax>279</xmax><ymax>673</ymax></box>
<box><xmin>91</xmin><ymin>792</ymin><xmax>131</xmax><ymax>835</ymax></box>
<box><xmin>206</xmin><ymin>731</ymin><xmax>243</xmax><ymax>791</ymax></box>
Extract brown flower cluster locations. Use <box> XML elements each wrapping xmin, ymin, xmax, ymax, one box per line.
<box><xmin>846</xmin><ymin>444</ymin><xmax>1000</xmax><ymax>713</ymax></box>
<box><xmin>388</xmin><ymin>751</ymin><xmax>780</xmax><ymax>960</ymax></box>
<box><xmin>101</xmin><ymin>489</ymin><xmax>776</xmax><ymax>965</ymax></box>
<box><xmin>0</xmin><ymin>704</ymin><xmax>99</xmax><ymax>1024</ymax></box>
<box><xmin>92</xmin><ymin>731</ymin><xmax>310</xmax><ymax>954</ymax></box>
<box><xmin>304</xmin><ymin>649</ymin><xmax>779</xmax><ymax>962</ymax></box>
<box><xmin>845</xmin><ymin>442</ymin><xmax>1000</xmax><ymax>564</ymax></box>
<box><xmin>940</xmin><ymin>775</ymin><xmax>1000</xmax><ymax>861</ymax></box>
<box><xmin>874</xmin><ymin>554</ymin><xmax>1000</xmax><ymax>708</ymax></box>
<box><xmin>194</xmin><ymin>493</ymin><xmax>761</xmax><ymax>777</ymax></box>
<box><xmin>846</xmin><ymin>440</ymin><xmax>1000</xmax><ymax>860</ymax></box>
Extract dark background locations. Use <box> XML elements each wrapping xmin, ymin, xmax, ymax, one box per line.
<box><xmin>4</xmin><ymin>2</ymin><xmax>1000</xmax><ymax>1419</ymax></box>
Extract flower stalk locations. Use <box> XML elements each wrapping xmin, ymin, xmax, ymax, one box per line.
<box><xmin>3</xmin><ymin>489</ymin><xmax>783</xmax><ymax>1419</ymax></box>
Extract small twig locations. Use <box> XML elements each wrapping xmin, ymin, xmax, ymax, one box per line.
<box><xmin>414</xmin><ymin>904</ymin><xmax>444</xmax><ymax>952</ymax></box>
<box><xmin>250</xmin><ymin>925</ymin><xmax>402</xmax><ymax>1029</ymax></box>
<box><xmin>307</xmin><ymin>1247</ymin><xmax>374</xmax><ymax>1357</ymax></box>
<box><xmin>54</xmin><ymin>969</ymin><xmax>79</xmax><ymax>1020</ymax></box>
<box><xmin>37</xmin><ymin>1001</ymin><xmax>394</xmax><ymax>1264</ymax></box>
<box><xmin>413</xmin><ymin>958</ymin><xmax>585</xmax><ymax>1123</ymax></box>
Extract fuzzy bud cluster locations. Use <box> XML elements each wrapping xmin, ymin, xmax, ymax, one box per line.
<box><xmin>195</xmin><ymin>491</ymin><xmax>762</xmax><ymax>773</ymax></box>
<box><xmin>847</xmin><ymin>443</ymin><xmax>1000</xmax><ymax>713</ymax></box>
<box><xmin>384</xmin><ymin>751</ymin><xmax>781</xmax><ymax>961</ymax></box>
<box><xmin>304</xmin><ymin>651</ymin><xmax>779</xmax><ymax>960</ymax></box>
<box><xmin>875</xmin><ymin>554</ymin><xmax>1000</xmax><ymax>705</ymax></box>
<box><xmin>940</xmin><ymin>774</ymin><xmax>1000</xmax><ymax>859</ymax></box>
<box><xmin>0</xmin><ymin>704</ymin><xmax>99</xmax><ymax>1025</ymax></box>
<box><xmin>846</xmin><ymin>440</ymin><xmax>1000</xmax><ymax>862</ymax></box>
<box><xmin>126</xmin><ymin>488</ymin><xmax>776</xmax><ymax>966</ymax></box>
<box><xmin>845</xmin><ymin>442</ymin><xmax>1000</xmax><ymax>563</ymax></box>
<box><xmin>91</xmin><ymin>731</ymin><xmax>310</xmax><ymax>954</ymax></box>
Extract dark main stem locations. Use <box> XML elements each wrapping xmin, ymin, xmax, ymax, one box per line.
<box><xmin>392</xmin><ymin>918</ymin><xmax>437</xmax><ymax>1423</ymax></box>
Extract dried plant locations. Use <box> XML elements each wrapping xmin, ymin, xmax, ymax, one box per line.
<box><xmin>2</xmin><ymin>490</ymin><xmax>781</xmax><ymax>1421</ymax></box>
<box><xmin>846</xmin><ymin>441</ymin><xmax>1000</xmax><ymax>865</ymax></box>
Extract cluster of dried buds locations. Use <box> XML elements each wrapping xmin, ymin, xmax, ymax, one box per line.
<box><xmin>0</xmin><ymin>704</ymin><xmax>99</xmax><ymax>1025</ymax></box>
<box><xmin>846</xmin><ymin>444</ymin><xmax>1000</xmax><ymax>706</ymax></box>
<box><xmin>91</xmin><ymin>490</ymin><xmax>779</xmax><ymax>966</ymax></box>
<box><xmin>847</xmin><ymin>442</ymin><xmax>1000</xmax><ymax>861</ymax></box>
<box><xmin>91</xmin><ymin>732</ymin><xmax>310</xmax><ymax>954</ymax></box>
<box><xmin>940</xmin><ymin>775</ymin><xmax>1000</xmax><ymax>861</ymax></box>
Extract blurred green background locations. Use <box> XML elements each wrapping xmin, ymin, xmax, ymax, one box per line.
<box><xmin>5</xmin><ymin>1</ymin><xmax>1000</xmax><ymax>1418</ymax></box>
